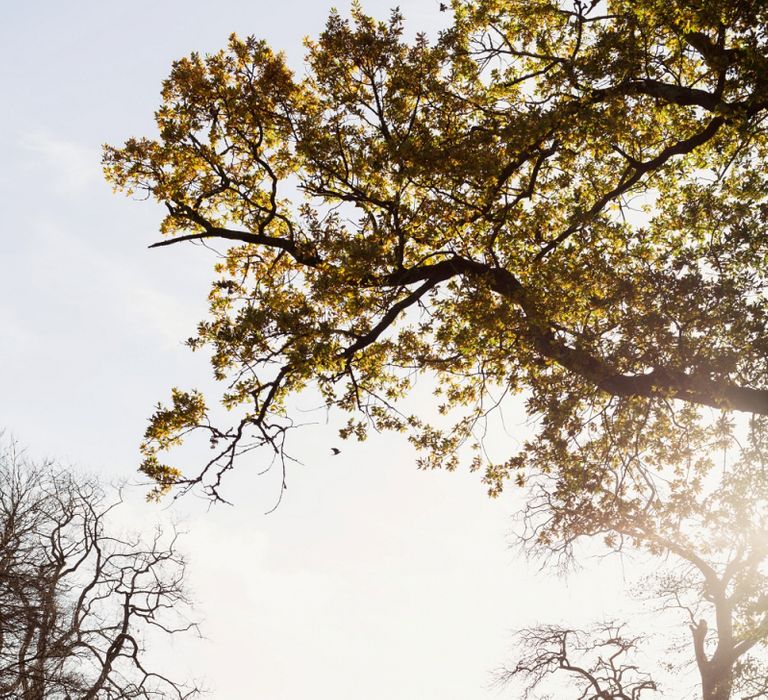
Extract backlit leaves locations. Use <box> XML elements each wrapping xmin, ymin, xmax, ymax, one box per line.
<box><xmin>105</xmin><ymin>1</ymin><xmax>768</xmax><ymax>507</ymax></box>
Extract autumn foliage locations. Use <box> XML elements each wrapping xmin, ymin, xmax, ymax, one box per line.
<box><xmin>103</xmin><ymin>2</ymin><xmax>768</xmax><ymax>695</ymax></box>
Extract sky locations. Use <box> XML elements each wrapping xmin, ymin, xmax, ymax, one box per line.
<box><xmin>0</xmin><ymin>3</ymin><xmax>677</xmax><ymax>698</ymax></box>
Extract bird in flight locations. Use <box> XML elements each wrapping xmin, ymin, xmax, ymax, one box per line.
<box><xmin>331</xmin><ymin>447</ymin><xmax>341</xmax><ymax>455</ymax></box>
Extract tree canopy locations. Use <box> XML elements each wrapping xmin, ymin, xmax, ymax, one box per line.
<box><xmin>104</xmin><ymin>0</ymin><xmax>768</xmax><ymax>503</ymax></box>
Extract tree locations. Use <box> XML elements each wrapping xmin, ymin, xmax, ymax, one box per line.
<box><xmin>0</xmin><ymin>442</ymin><xmax>200</xmax><ymax>699</ymax></box>
<box><xmin>512</xmin><ymin>414</ymin><xmax>768</xmax><ymax>700</ymax></box>
<box><xmin>497</xmin><ymin>623</ymin><xmax>658</xmax><ymax>699</ymax></box>
<box><xmin>103</xmin><ymin>0</ymin><xmax>768</xmax><ymax>502</ymax></box>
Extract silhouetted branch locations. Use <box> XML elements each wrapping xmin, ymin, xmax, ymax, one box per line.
<box><xmin>0</xmin><ymin>442</ymin><xmax>201</xmax><ymax>698</ymax></box>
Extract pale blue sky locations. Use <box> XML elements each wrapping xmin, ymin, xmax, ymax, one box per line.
<box><xmin>0</xmin><ymin>3</ymin><xmax>666</xmax><ymax>698</ymax></box>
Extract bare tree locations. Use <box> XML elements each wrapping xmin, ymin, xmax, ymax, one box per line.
<box><xmin>516</xmin><ymin>412</ymin><xmax>768</xmax><ymax>700</ymax></box>
<box><xmin>0</xmin><ymin>442</ymin><xmax>200</xmax><ymax>699</ymax></box>
<box><xmin>497</xmin><ymin>623</ymin><xmax>658</xmax><ymax>699</ymax></box>
<box><xmin>647</xmin><ymin>530</ymin><xmax>768</xmax><ymax>700</ymax></box>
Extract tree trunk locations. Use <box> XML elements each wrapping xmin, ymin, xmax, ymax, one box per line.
<box><xmin>701</xmin><ymin>663</ymin><xmax>734</xmax><ymax>700</ymax></box>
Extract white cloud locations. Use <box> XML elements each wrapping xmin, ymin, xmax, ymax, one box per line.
<box><xmin>19</xmin><ymin>130</ymin><xmax>101</xmax><ymax>194</ymax></box>
<box><xmin>27</xmin><ymin>215</ymin><xmax>203</xmax><ymax>349</ymax></box>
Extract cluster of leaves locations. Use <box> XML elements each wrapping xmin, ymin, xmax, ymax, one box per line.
<box><xmin>105</xmin><ymin>0</ymin><xmax>768</xmax><ymax>508</ymax></box>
